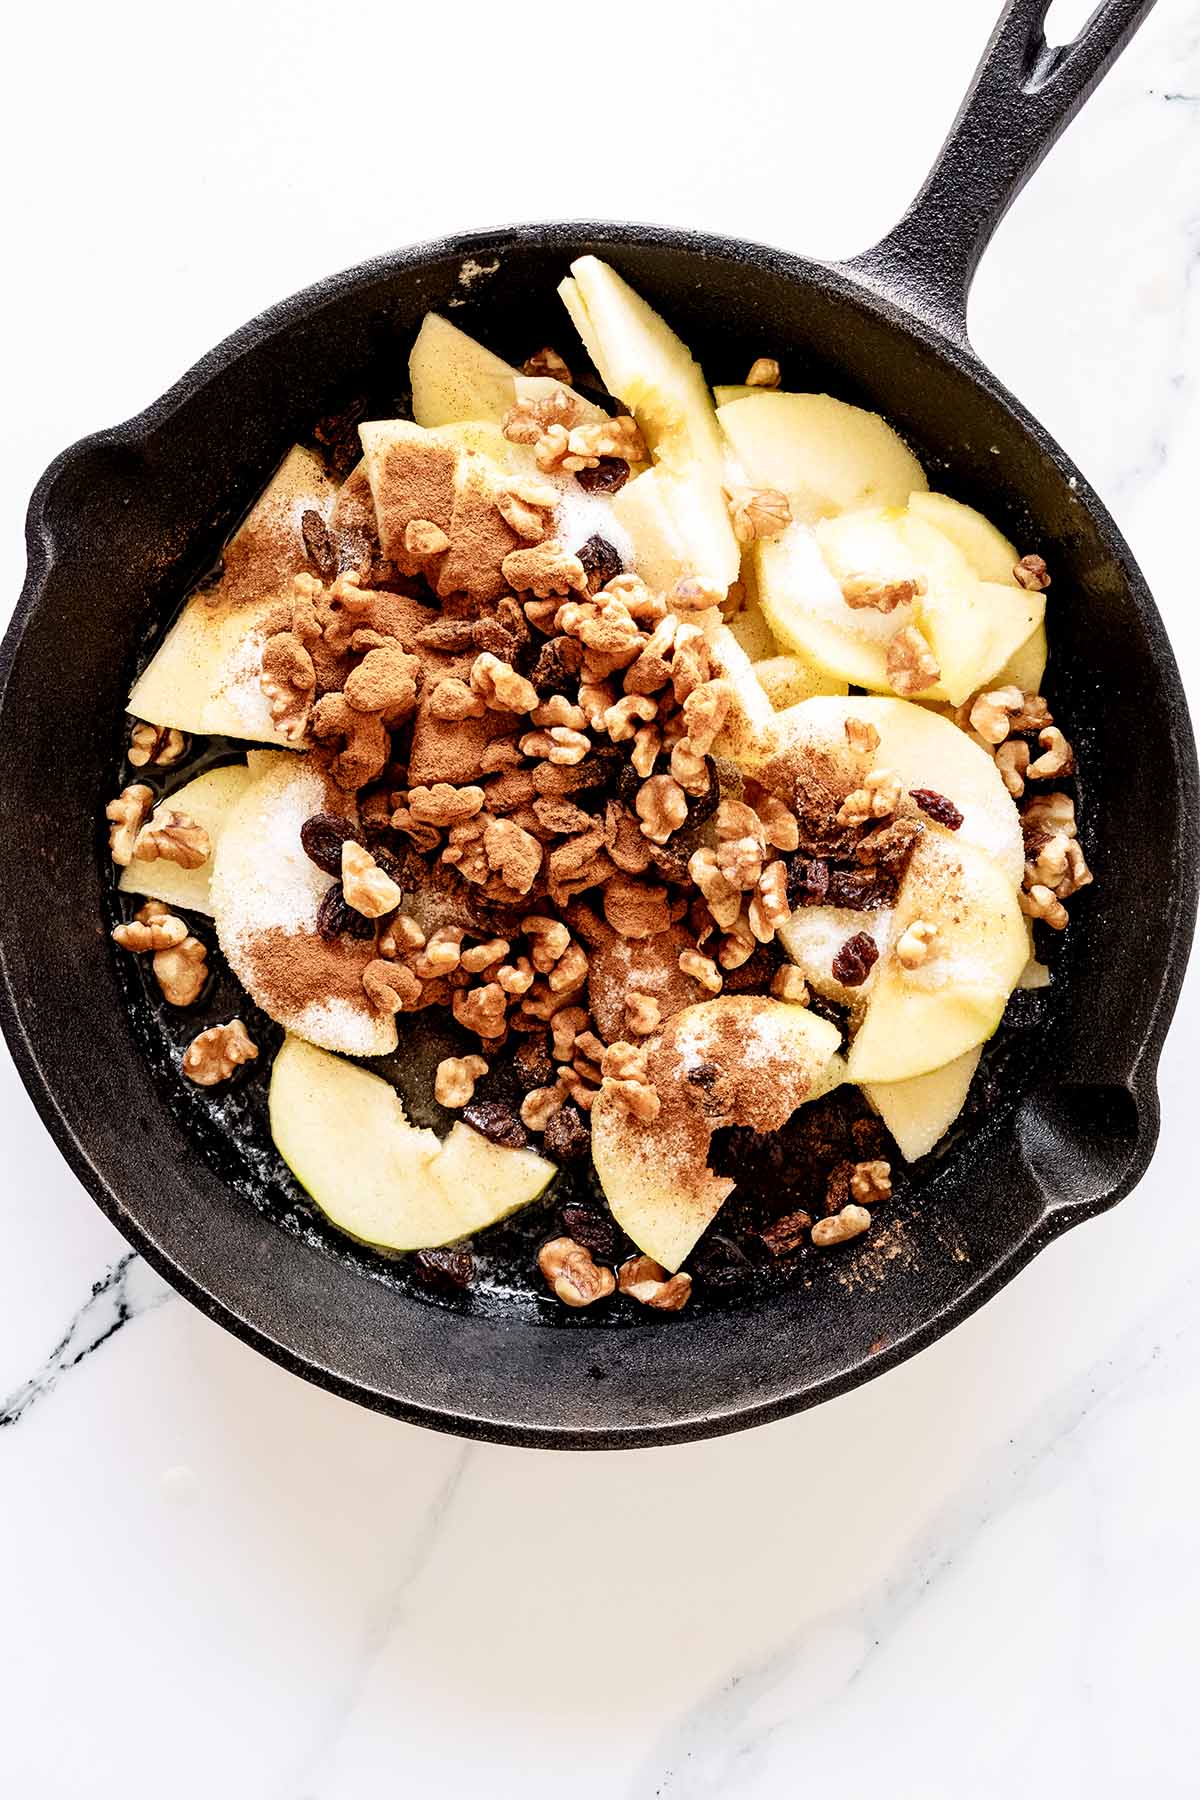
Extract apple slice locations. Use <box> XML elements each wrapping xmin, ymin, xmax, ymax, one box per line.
<box><xmin>846</xmin><ymin>834</ymin><xmax>1028</xmax><ymax>1084</ymax></box>
<box><xmin>772</xmin><ymin>694</ymin><xmax>1025</xmax><ymax>881</ymax></box>
<box><xmin>210</xmin><ymin>752</ymin><xmax>397</xmax><ymax>1057</ymax></box>
<box><xmin>906</xmin><ymin>491</ymin><xmax>1020</xmax><ymax>584</ymax></box>
<box><xmin>777</xmin><ymin>906</ymin><xmax>895</xmax><ymax>1005</ymax></box>
<box><xmin>409</xmin><ymin>313</ymin><xmax>523</xmax><ymax>428</ymax></box>
<box><xmin>560</xmin><ymin>257</ymin><xmax>740</xmax><ymax>587</ymax></box>
<box><xmin>991</xmin><ymin>621</ymin><xmax>1048</xmax><ymax>693</ymax></box>
<box><xmin>270</xmin><ymin>1036</ymin><xmax>556</xmax><ymax>1252</ymax></box>
<box><xmin>127</xmin><ymin>446</ymin><xmax>337</xmax><ymax>744</ymax></box>
<box><xmin>119</xmin><ymin>760</ymin><xmax>267</xmax><ymax>915</ymax></box>
<box><xmin>706</xmin><ymin>624</ymin><xmax>782</xmax><ymax>768</ymax></box>
<box><xmin>753</xmin><ymin>655</ymin><xmax>849</xmax><ymax>709</ymax></box>
<box><xmin>754</xmin><ymin>523</ymin><xmax>894</xmax><ymax>692</ymax></box>
<box><xmin>862</xmin><ymin>1046</ymin><xmax>981</xmax><ymax>1162</ymax></box>
<box><xmin>718</xmin><ymin>391</ymin><xmax>927</xmax><ymax>523</ymax></box>
<box><xmin>712</xmin><ymin>384</ymin><xmax>758</xmax><ymax>406</ymax></box>
<box><xmin>592</xmin><ymin>996</ymin><xmax>842</xmax><ymax>1271</ymax></box>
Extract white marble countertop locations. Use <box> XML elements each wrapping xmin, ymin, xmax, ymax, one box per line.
<box><xmin>2</xmin><ymin>2</ymin><xmax>1198</xmax><ymax>1793</ymax></box>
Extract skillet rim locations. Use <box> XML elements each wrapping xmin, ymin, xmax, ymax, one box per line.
<box><xmin>3</xmin><ymin>219</ymin><xmax>1196</xmax><ymax>1449</ymax></box>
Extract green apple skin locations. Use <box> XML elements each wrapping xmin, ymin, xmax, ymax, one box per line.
<box><xmin>862</xmin><ymin>1046</ymin><xmax>981</xmax><ymax>1162</ymax></box>
<box><xmin>592</xmin><ymin>997</ymin><xmax>842</xmax><ymax>1271</ymax></box>
<box><xmin>270</xmin><ymin>1036</ymin><xmax>556</xmax><ymax>1253</ymax></box>
<box><xmin>119</xmin><ymin>760</ymin><xmax>265</xmax><ymax>916</ymax></box>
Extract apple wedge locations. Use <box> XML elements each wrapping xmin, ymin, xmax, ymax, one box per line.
<box><xmin>754</xmin><ymin>522</ymin><xmax>897</xmax><ymax>692</ymax></box>
<box><xmin>592</xmin><ymin>996</ymin><xmax>842</xmax><ymax>1271</ymax></box>
<box><xmin>862</xmin><ymin>1046</ymin><xmax>981</xmax><ymax>1163</ymax></box>
<box><xmin>906</xmin><ymin>491</ymin><xmax>1020</xmax><ymax>584</ymax></box>
<box><xmin>777</xmin><ymin>906</ymin><xmax>895</xmax><ymax>1005</ymax></box>
<box><xmin>900</xmin><ymin>514</ymin><xmax>1044</xmax><ymax>706</ymax></box>
<box><xmin>846</xmin><ymin>834</ymin><xmax>1028</xmax><ymax>1085</ymax></box>
<box><xmin>270</xmin><ymin>1036</ymin><xmax>556</xmax><ymax>1252</ymax></box>
<box><xmin>127</xmin><ymin>446</ymin><xmax>337</xmax><ymax>744</ymax></box>
<box><xmin>119</xmin><ymin>760</ymin><xmax>267</xmax><ymax>915</ymax></box>
<box><xmin>559</xmin><ymin>257</ymin><xmax>740</xmax><ymax>588</ymax></box>
<box><xmin>409</xmin><ymin>313</ymin><xmax>523</xmax><ymax>428</ymax></box>
<box><xmin>717</xmin><ymin>390</ymin><xmax>927</xmax><ymax>523</ymax></box>
<box><xmin>752</xmin><ymin>654</ymin><xmax>849</xmax><ymax>709</ymax></box>
<box><xmin>210</xmin><ymin>752</ymin><xmax>397</xmax><ymax>1057</ymax></box>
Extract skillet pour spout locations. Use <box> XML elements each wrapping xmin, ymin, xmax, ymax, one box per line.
<box><xmin>1</xmin><ymin>0</ymin><xmax>1194</xmax><ymax>1448</ymax></box>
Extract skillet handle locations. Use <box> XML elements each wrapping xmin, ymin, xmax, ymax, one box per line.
<box><xmin>842</xmin><ymin>0</ymin><xmax>1158</xmax><ymax>341</ymax></box>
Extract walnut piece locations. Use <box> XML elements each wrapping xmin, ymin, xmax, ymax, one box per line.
<box><xmin>682</xmin><ymin>679</ymin><xmax>732</xmax><ymax>756</ymax></box>
<box><xmin>811</xmin><ymin>1204</ymin><xmax>871</xmax><ymax>1247</ymax></box>
<box><xmin>518</xmin><ymin>725</ymin><xmax>591</xmax><ymax>766</ymax></box>
<box><xmin>679</xmin><ymin>947</ymin><xmax>723</xmax><ymax>993</ymax></box>
<box><xmin>836</xmin><ymin>768</ymin><xmax>902</xmax><ymax>826</ymax></box>
<box><xmin>127</xmin><ymin>723</ymin><xmax>187</xmax><ymax>768</ymax></box>
<box><xmin>483</xmin><ymin>817</ymin><xmax>543</xmax><ymax>894</ymax></box>
<box><xmin>1027</xmin><ymin>726</ymin><xmax>1074</xmax><ymax>779</ymax></box>
<box><xmin>617</xmin><ymin>1255</ymin><xmax>692</xmax><ymax>1310</ymax></box>
<box><xmin>470</xmin><ymin>651</ymin><xmax>540</xmax><ymax>714</ymax></box>
<box><xmin>844</xmin><ymin>717</ymin><xmax>881</xmax><ymax>757</ymax></box>
<box><xmin>772</xmin><ymin>964</ymin><xmax>809</xmax><ymax>1004</ymax></box>
<box><xmin>153</xmin><ymin>936</ymin><xmax>209</xmax><ymax>1006</ymax></box>
<box><xmin>745</xmin><ymin>356</ymin><xmax>781</xmax><ymax>389</ymax></box>
<box><xmin>434</xmin><ymin>1054</ymin><xmax>488</xmax><ymax>1108</ymax></box>
<box><xmin>452</xmin><ymin>981</ymin><xmax>508</xmax><ymax>1040</ymax></box>
<box><xmin>404</xmin><ymin>518</ymin><xmax>450</xmax><ymax>557</ymax></box>
<box><xmin>887</xmin><ymin>625</ymin><xmax>940</xmax><ymax>695</ymax></box>
<box><xmin>495</xmin><ymin>477</ymin><xmax>558</xmax><ymax>541</ymax></box>
<box><xmin>841</xmin><ymin>574</ymin><xmax>924</xmax><ymax>612</ymax></box>
<box><xmin>408</xmin><ymin>782</ymin><xmax>486</xmax><ymax>825</ymax></box>
<box><xmin>105</xmin><ymin>784</ymin><xmax>153</xmax><ymax>866</ymax></box>
<box><xmin>363</xmin><ymin>960</ymin><xmax>422</xmax><ymax>1013</ymax></box>
<box><xmin>636</xmin><ymin>774</ymin><xmax>688</xmax><ymax>844</ymax></box>
<box><xmin>111</xmin><ymin>899</ymin><xmax>188</xmax><ymax>952</ymax></box>
<box><xmin>624</xmin><ymin>991</ymin><xmax>662</xmax><ymax>1035</ymax></box>
<box><xmin>537</xmin><ymin>1236</ymin><xmax>616</xmax><ymax>1306</ymax></box>
<box><xmin>310</xmin><ymin>693</ymin><xmax>389</xmax><ymax>789</ymax></box>
<box><xmin>850</xmin><ymin>1160</ymin><xmax>892</xmax><ymax>1204</ymax></box>
<box><xmin>341</xmin><ymin>841</ymin><xmax>403</xmax><ymax>918</ymax></box>
<box><xmin>1020</xmin><ymin>883</ymin><xmax>1069</xmax><ymax>930</ymax></box>
<box><xmin>182</xmin><ymin>1019</ymin><xmax>257</xmax><ymax>1086</ymax></box>
<box><xmin>748</xmin><ymin>861</ymin><xmax>790</xmax><ymax>943</ymax></box>
<box><xmin>995</xmin><ymin>739</ymin><xmax>1030</xmax><ymax>797</ymax></box>
<box><xmin>968</xmin><ymin>685</ymin><xmax>1025</xmax><ymax>745</ymax></box>
<box><xmin>343</xmin><ymin>638</ymin><xmax>420</xmax><ymax>725</ymax></box>
<box><xmin>133</xmin><ymin>810</ymin><xmax>211</xmax><ymax>870</ymax></box>
<box><xmin>1013</xmin><ymin>553</ymin><xmax>1051</xmax><ymax>591</ymax></box>
<box><xmin>523</xmin><ymin>346</ymin><xmax>573</xmax><ymax>384</ymax></box>
<box><xmin>895</xmin><ymin>920</ymin><xmax>937</xmax><ymax>968</ymax></box>
<box><xmin>500</xmin><ymin>540</ymin><xmax>587</xmax><ymax>599</ymax></box>
<box><xmin>566</xmin><ymin>416</ymin><xmax>647</xmax><ymax>467</ymax></box>
<box><xmin>520</xmin><ymin>1086</ymin><xmax>565</xmax><ymax>1131</ymax></box>
<box><xmin>429</xmin><ymin>677</ymin><xmax>486</xmax><ymax>721</ymax></box>
<box><xmin>726</xmin><ymin>485</ymin><xmax>792</xmax><ymax>545</ymax></box>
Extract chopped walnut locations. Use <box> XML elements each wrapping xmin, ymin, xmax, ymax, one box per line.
<box><xmin>844</xmin><ymin>716</ymin><xmax>881</xmax><ymax>757</ymax></box>
<box><xmin>688</xmin><ymin>847</ymin><xmax>742</xmax><ymax>930</ymax></box>
<box><xmin>617</xmin><ymin>1255</ymin><xmax>692</xmax><ymax>1310</ymax></box>
<box><xmin>887</xmin><ymin>625</ymin><xmax>940</xmax><ymax>695</ymax></box>
<box><xmin>522</xmin><ymin>915</ymin><xmax>571</xmax><ymax>970</ymax></box>
<box><xmin>380</xmin><ymin>913</ymin><xmax>427</xmax><ymax>957</ymax></box>
<box><xmin>1020</xmin><ymin>883</ymin><xmax>1070</xmax><ymax>930</ymax></box>
<box><xmin>836</xmin><ymin>768</ymin><xmax>902</xmax><ymax>826</ymax></box>
<box><xmin>772</xmin><ymin>964</ymin><xmax>810</xmax><ymax>1005</ymax></box>
<box><xmin>434</xmin><ymin>1054</ymin><xmax>489</xmax><ymax>1108</ymax></box>
<box><xmin>495</xmin><ymin>476</ymin><xmax>558</xmax><ymax>541</ymax></box>
<box><xmin>682</xmin><ymin>679</ymin><xmax>732</xmax><ymax>756</ymax></box>
<box><xmin>340</xmin><ymin>841</ymin><xmax>402</xmax><ymax>918</ymax></box>
<box><xmin>260</xmin><ymin>630</ymin><xmax>316</xmax><ymax>738</ymax></box>
<box><xmin>631</xmin><ymin>725</ymin><xmax>662</xmax><ymax>779</ymax></box>
<box><xmin>452</xmin><ymin>981</ymin><xmax>508</xmax><ymax>1040</ymax></box>
<box><xmin>636</xmin><ymin>774</ymin><xmax>688</xmax><ymax>844</ymax></box>
<box><xmin>483</xmin><ymin>817</ymin><xmax>543</xmax><ymax>894</ymax></box>
<box><xmin>600</xmin><ymin>1071</ymin><xmax>661</xmax><ymax>1122</ymax></box>
<box><xmin>532</xmin><ymin>692</ymin><xmax>588</xmax><ymax>731</ymax></box>
<box><xmin>408</xmin><ymin>782</ymin><xmax>487</xmax><ymax>826</ymax></box>
<box><xmin>548</xmin><ymin>941</ymin><xmax>588</xmax><ymax>993</ymax></box>
<box><xmin>725</xmin><ymin>485</ymin><xmax>792</xmax><ymax>545</ymax></box>
<box><xmin>502</xmin><ymin>386</ymin><xmax>587</xmax><ymax>446</ymax></box>
<box><xmin>105</xmin><ymin>784</ymin><xmax>154</xmax><ymax>866</ymax></box>
<box><xmin>127</xmin><ymin>723</ymin><xmax>187</xmax><ymax>769</ymax></box>
<box><xmin>717</xmin><ymin>914</ymin><xmax>758</xmax><ymax>970</ymax></box>
<box><xmin>537</xmin><ymin>1236</ymin><xmax>616</xmax><ymax>1307</ymax></box>
<box><xmin>111</xmin><ymin>900</ymin><xmax>188</xmax><ymax>952</ymax></box>
<box><xmin>549</xmin><ymin>1005</ymin><xmax>589</xmax><ymax>1063</ymax></box>
<box><xmin>995</xmin><ymin>739</ymin><xmax>1031</xmax><ymax>797</ymax></box>
<box><xmin>1057</xmin><ymin>839</ymin><xmax>1093</xmax><ymax>899</ymax></box>
<box><xmin>624</xmin><ymin>991</ymin><xmax>662</xmax><ymax>1035</ymax></box>
<box><xmin>716</xmin><ymin>833</ymin><xmax>764</xmax><ymax>893</ymax></box>
<box><xmin>310</xmin><ymin>693</ymin><xmax>389</xmax><ymax>789</ymax></box>
<box><xmin>1023</xmin><ymin>791</ymin><xmax>1077</xmax><ymax>845</ymax></box>
<box><xmin>850</xmin><ymin>1160</ymin><xmax>892</xmax><ymax>1204</ymax></box>
<box><xmin>523</xmin><ymin>346</ymin><xmax>572</xmax><ymax>384</ymax></box>
<box><xmin>500</xmin><ymin>540</ymin><xmax>587</xmax><ymax>599</ymax></box>
<box><xmin>497</xmin><ymin>956</ymin><xmax>535</xmax><ymax>996</ymax></box>
<box><xmin>1027</xmin><ymin>726</ymin><xmax>1074</xmax><ymax>779</ymax></box>
<box><xmin>429</xmin><ymin>678</ymin><xmax>486</xmax><ymax>721</ymax></box>
<box><xmin>895</xmin><ymin>919</ymin><xmax>938</xmax><ymax>968</ymax></box>
<box><xmin>343</xmin><ymin>638</ymin><xmax>420</xmax><ymax>725</ymax></box>
<box><xmin>811</xmin><ymin>1204</ymin><xmax>871</xmax><ymax>1247</ymax></box>
<box><xmin>745</xmin><ymin>356</ymin><xmax>781</xmax><ymax>389</ymax></box>
<box><xmin>153</xmin><ymin>936</ymin><xmax>209</xmax><ymax>1006</ymax></box>
<box><xmin>461</xmin><ymin>937</ymin><xmax>510</xmax><ymax>974</ymax></box>
<box><xmin>748</xmin><ymin>861</ymin><xmax>790</xmax><ymax>943</ymax></box>
<box><xmin>414</xmin><ymin>926</ymin><xmax>465</xmax><ymax>979</ymax></box>
<box><xmin>670</xmin><ymin>576</ymin><xmax>726</xmax><ymax>615</ymax></box>
<box><xmin>1013</xmin><ymin>553</ymin><xmax>1051</xmax><ymax>591</ymax></box>
<box><xmin>471</xmin><ymin>652</ymin><xmax>540</xmax><ymax>714</ymax></box>
<box><xmin>566</xmin><ymin>416</ymin><xmax>647</xmax><ymax>467</ymax></box>
<box><xmin>133</xmin><ymin>810</ymin><xmax>211</xmax><ymax>870</ymax></box>
<box><xmin>665</xmin><ymin>737</ymin><xmax>707</xmax><ymax>797</ymax></box>
<box><xmin>404</xmin><ymin>517</ymin><xmax>450</xmax><ymax>557</ymax></box>
<box><xmin>363</xmin><ymin>959</ymin><xmax>422</xmax><ymax>1013</ymax></box>
<box><xmin>181</xmin><ymin>1019</ymin><xmax>257</xmax><ymax>1087</ymax></box>
<box><xmin>754</xmin><ymin>794</ymin><xmax>800</xmax><ymax>853</ymax></box>
<box><xmin>841</xmin><ymin>574</ymin><xmax>924</xmax><ymax>612</ymax></box>
<box><xmin>603</xmin><ymin>693</ymin><xmax>658</xmax><ymax>742</ymax></box>
<box><xmin>521</xmin><ymin>1085</ymin><xmax>566</xmax><ymax>1131</ymax></box>
<box><xmin>679</xmin><ymin>947</ymin><xmax>723</xmax><ymax>993</ymax></box>
<box><xmin>968</xmin><ymin>685</ymin><xmax>1025</xmax><ymax>745</ymax></box>
<box><xmin>519</xmin><ymin>725</ymin><xmax>591</xmax><ymax>766</ymax></box>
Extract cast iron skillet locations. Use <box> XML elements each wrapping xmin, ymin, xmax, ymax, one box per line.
<box><xmin>3</xmin><ymin>0</ymin><xmax>1195</xmax><ymax>1448</ymax></box>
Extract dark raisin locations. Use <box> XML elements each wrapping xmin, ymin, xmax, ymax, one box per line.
<box><xmin>530</xmin><ymin>635</ymin><xmax>584</xmax><ymax>693</ymax></box>
<box><xmin>785</xmin><ymin>856</ymin><xmax>830</xmax><ymax>908</ymax></box>
<box><xmin>823</xmin><ymin>1160</ymin><xmax>854</xmax><ymax>1213</ymax></box>
<box><xmin>760</xmin><ymin>1208</ymin><xmax>814</xmax><ymax>1257</ymax></box>
<box><xmin>722</xmin><ymin>941</ymin><xmax>784</xmax><ymax>993</ymax></box>
<box><xmin>646</xmin><ymin>840</ymin><xmax>692</xmax><ymax>884</ymax></box>
<box><xmin>831</xmin><ymin>931</ymin><xmax>879</xmax><ymax>987</ymax></box>
<box><xmin>416</xmin><ymin>618</ymin><xmax>477</xmax><ymax>652</ymax></box>
<box><xmin>370</xmin><ymin>842</ymin><xmax>406</xmax><ymax>887</ymax></box>
<box><xmin>577</xmin><ymin>533</ymin><xmax>624</xmax><ymax>592</ymax></box>
<box><xmin>558</xmin><ymin>1204</ymin><xmax>615</xmax><ymax>1262</ymax></box>
<box><xmin>567</xmin><ymin>748</ymin><xmax>623</xmax><ymax>795</ymax></box>
<box><xmin>911</xmin><ymin>788</ymin><xmax>964</xmax><ymax>830</ymax></box>
<box><xmin>851</xmin><ymin>1115</ymin><xmax>890</xmax><ymax>1159</ymax></box>
<box><xmin>301</xmin><ymin>812</ymin><xmax>359</xmax><ymax>876</ymax></box>
<box><xmin>544</xmin><ymin>1102</ymin><xmax>591</xmax><ymax>1162</ymax></box>
<box><xmin>316</xmin><ymin>883</ymin><xmax>376</xmax><ymax>941</ymax></box>
<box><xmin>691</xmin><ymin>1233</ymin><xmax>752</xmax><ymax>1296</ymax></box>
<box><xmin>513</xmin><ymin>1037</ymin><xmax>556</xmax><ymax>1092</ymax></box>
<box><xmin>684</xmin><ymin>762</ymin><xmax>721</xmax><ymax>831</ymax></box>
<box><xmin>312</xmin><ymin>394</ymin><xmax>370</xmax><ymax>481</ymax></box>
<box><xmin>826</xmin><ymin>868</ymin><xmax>888</xmax><ymax>910</ymax></box>
<box><xmin>462</xmin><ymin>1099</ymin><xmax>529</xmax><ymax>1150</ymax></box>
<box><xmin>414</xmin><ymin>1247</ymin><xmax>474</xmax><ymax>1294</ymax></box>
<box><xmin>301</xmin><ymin>509</ymin><xmax>337</xmax><ymax>579</ymax></box>
<box><xmin>575</xmin><ymin>458</ymin><xmax>629</xmax><ymax>496</ymax></box>
<box><xmin>472</xmin><ymin>617</ymin><xmax>519</xmax><ymax>659</ymax></box>
<box><xmin>685</xmin><ymin>1061</ymin><xmax>721</xmax><ymax>1090</ymax></box>
<box><xmin>616</xmin><ymin>757</ymin><xmax>645</xmax><ymax>806</ymax></box>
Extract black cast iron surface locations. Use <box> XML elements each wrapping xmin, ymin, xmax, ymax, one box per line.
<box><xmin>1</xmin><ymin>0</ymin><xmax>1194</xmax><ymax>1446</ymax></box>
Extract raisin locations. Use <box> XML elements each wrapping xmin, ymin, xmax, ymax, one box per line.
<box><xmin>414</xmin><ymin>1247</ymin><xmax>473</xmax><ymax>1294</ymax></box>
<box><xmin>301</xmin><ymin>812</ymin><xmax>360</xmax><ymax>876</ymax></box>
<box><xmin>722</xmin><ymin>940</ymin><xmax>784</xmax><ymax>994</ymax></box>
<box><xmin>462</xmin><ymin>1099</ymin><xmax>529</xmax><ymax>1151</ymax></box>
<box><xmin>301</xmin><ymin>509</ymin><xmax>337</xmax><ymax>579</ymax></box>
<box><xmin>558</xmin><ymin>1204</ymin><xmax>615</xmax><ymax>1262</ymax></box>
<box><xmin>685</xmin><ymin>761</ymin><xmax>721</xmax><ymax>831</ymax></box>
<box><xmin>911</xmin><ymin>788</ymin><xmax>964</xmax><ymax>830</ymax></box>
<box><xmin>472</xmin><ymin>618</ymin><xmax>519</xmax><ymax>660</ymax></box>
<box><xmin>760</xmin><ymin>1208</ymin><xmax>814</xmax><ymax>1257</ymax></box>
<box><xmin>544</xmin><ymin>1102</ymin><xmax>591</xmax><ymax>1162</ymax></box>
<box><xmin>616</xmin><ymin>757</ymin><xmax>645</xmax><ymax>807</ymax></box>
<box><xmin>826</xmin><ymin>868</ymin><xmax>888</xmax><ymax>909</ymax></box>
<box><xmin>529</xmin><ymin>635</ymin><xmax>584</xmax><ymax>694</ymax></box>
<box><xmin>312</xmin><ymin>395</ymin><xmax>370</xmax><ymax>480</ymax></box>
<box><xmin>577</xmin><ymin>533</ymin><xmax>624</xmax><ymax>592</ymax></box>
<box><xmin>691</xmin><ymin>1233</ymin><xmax>752</xmax><ymax>1296</ymax></box>
<box><xmin>370</xmin><ymin>841</ymin><xmax>406</xmax><ymax>887</ymax></box>
<box><xmin>785</xmin><ymin>856</ymin><xmax>830</xmax><ymax>908</ymax></box>
<box><xmin>575</xmin><ymin>458</ymin><xmax>629</xmax><ymax>496</ymax></box>
<box><xmin>823</xmin><ymin>1160</ymin><xmax>854</xmax><ymax>1214</ymax></box>
<box><xmin>316</xmin><ymin>883</ymin><xmax>375</xmax><ymax>941</ymax></box>
<box><xmin>513</xmin><ymin>1037</ymin><xmax>556</xmax><ymax>1093</ymax></box>
<box><xmin>831</xmin><ymin>931</ymin><xmax>879</xmax><ymax>987</ymax></box>
<box><xmin>416</xmin><ymin>618</ymin><xmax>477</xmax><ymax>651</ymax></box>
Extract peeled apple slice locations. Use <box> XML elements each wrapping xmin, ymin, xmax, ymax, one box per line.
<box><xmin>119</xmin><ymin>760</ymin><xmax>265</xmax><ymax>916</ymax></box>
<box><xmin>906</xmin><ymin>491</ymin><xmax>1020</xmax><ymax>585</ymax></box>
<box><xmin>862</xmin><ymin>1046</ymin><xmax>981</xmax><ymax>1162</ymax></box>
<box><xmin>717</xmin><ymin>390</ymin><xmax>927</xmax><ymax>523</ymax></box>
<box><xmin>270</xmin><ymin>1036</ymin><xmax>556</xmax><ymax>1252</ymax></box>
<box><xmin>409</xmin><ymin>313</ymin><xmax>523</xmax><ymax>428</ymax></box>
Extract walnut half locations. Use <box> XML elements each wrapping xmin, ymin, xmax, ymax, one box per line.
<box><xmin>182</xmin><ymin>1019</ymin><xmax>258</xmax><ymax>1086</ymax></box>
